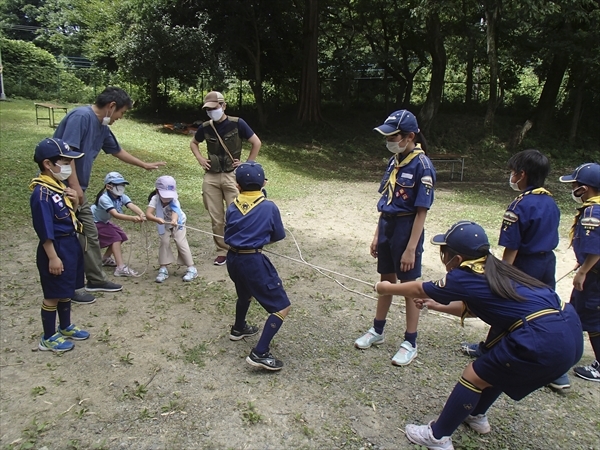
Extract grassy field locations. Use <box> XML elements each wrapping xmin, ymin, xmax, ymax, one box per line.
<box><xmin>1</xmin><ymin>99</ymin><xmax>598</xmax><ymax>450</ymax></box>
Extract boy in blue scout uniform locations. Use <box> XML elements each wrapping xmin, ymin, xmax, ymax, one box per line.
<box><xmin>224</xmin><ymin>162</ymin><xmax>290</xmax><ymax>371</ymax></box>
<box><xmin>374</xmin><ymin>221</ymin><xmax>583</xmax><ymax>450</ymax></box>
<box><xmin>462</xmin><ymin>149</ymin><xmax>570</xmax><ymax>389</ymax></box>
<box><xmin>30</xmin><ymin>138</ymin><xmax>91</xmax><ymax>352</ymax></box>
<box><xmin>559</xmin><ymin>162</ymin><xmax>600</xmax><ymax>382</ymax></box>
<box><xmin>355</xmin><ymin>110</ymin><xmax>436</xmax><ymax>366</ymax></box>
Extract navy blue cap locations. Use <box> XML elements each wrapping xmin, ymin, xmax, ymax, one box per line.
<box><xmin>374</xmin><ymin>110</ymin><xmax>420</xmax><ymax>136</ymax></box>
<box><xmin>431</xmin><ymin>221</ymin><xmax>490</xmax><ymax>257</ymax></box>
<box><xmin>236</xmin><ymin>161</ymin><xmax>265</xmax><ymax>190</ymax></box>
<box><xmin>34</xmin><ymin>138</ymin><xmax>83</xmax><ymax>163</ymax></box>
<box><xmin>559</xmin><ymin>163</ymin><xmax>600</xmax><ymax>189</ymax></box>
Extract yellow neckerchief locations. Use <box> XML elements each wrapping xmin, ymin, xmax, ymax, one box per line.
<box><xmin>457</xmin><ymin>255</ymin><xmax>487</xmax><ymax>325</ymax></box>
<box><xmin>29</xmin><ymin>174</ymin><xmax>82</xmax><ymax>233</ymax></box>
<box><xmin>459</xmin><ymin>255</ymin><xmax>487</xmax><ymax>274</ymax></box>
<box><xmin>383</xmin><ymin>145</ymin><xmax>424</xmax><ymax>205</ymax></box>
<box><xmin>233</xmin><ymin>191</ymin><xmax>265</xmax><ymax>216</ymax></box>
<box><xmin>519</xmin><ymin>187</ymin><xmax>552</xmax><ymax>198</ymax></box>
<box><xmin>570</xmin><ymin>195</ymin><xmax>600</xmax><ymax>244</ymax></box>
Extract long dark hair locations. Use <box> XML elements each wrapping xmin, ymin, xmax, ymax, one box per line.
<box><xmin>443</xmin><ymin>246</ymin><xmax>548</xmax><ymax>302</ymax></box>
<box><xmin>95</xmin><ymin>186</ymin><xmax>108</xmax><ymax>206</ymax></box>
<box><xmin>401</xmin><ymin>131</ymin><xmax>428</xmax><ymax>154</ymax></box>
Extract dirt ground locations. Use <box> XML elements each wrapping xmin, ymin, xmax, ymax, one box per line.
<box><xmin>0</xmin><ymin>180</ymin><xmax>598</xmax><ymax>450</ymax></box>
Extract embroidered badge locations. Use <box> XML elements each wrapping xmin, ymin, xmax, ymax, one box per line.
<box><xmin>401</xmin><ymin>173</ymin><xmax>413</xmax><ymax>180</ymax></box>
<box><xmin>421</xmin><ymin>176</ymin><xmax>433</xmax><ymax>188</ymax></box>
<box><xmin>433</xmin><ymin>276</ymin><xmax>446</xmax><ymax>288</ymax></box>
<box><xmin>502</xmin><ymin>211</ymin><xmax>518</xmax><ymax>223</ymax></box>
<box><xmin>581</xmin><ymin>217</ymin><xmax>600</xmax><ymax>229</ymax></box>
<box><xmin>52</xmin><ymin>194</ymin><xmax>61</xmax><ymax>203</ymax></box>
<box><xmin>402</xmin><ymin>194</ymin><xmax>409</xmax><ymax>200</ymax></box>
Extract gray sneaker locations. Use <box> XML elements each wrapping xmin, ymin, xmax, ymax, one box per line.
<box><xmin>71</xmin><ymin>289</ymin><xmax>96</xmax><ymax>304</ymax></box>
<box><xmin>354</xmin><ymin>327</ymin><xmax>385</xmax><ymax>349</ymax></box>
<box><xmin>114</xmin><ymin>265</ymin><xmax>139</xmax><ymax>277</ymax></box>
<box><xmin>155</xmin><ymin>267</ymin><xmax>169</xmax><ymax>283</ymax></box>
<box><xmin>463</xmin><ymin>414</ymin><xmax>491</xmax><ymax>434</ymax></box>
<box><xmin>86</xmin><ymin>281</ymin><xmax>123</xmax><ymax>292</ymax></box>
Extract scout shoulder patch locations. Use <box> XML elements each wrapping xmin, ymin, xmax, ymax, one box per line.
<box><xmin>433</xmin><ymin>276</ymin><xmax>446</xmax><ymax>288</ymax></box>
<box><xmin>502</xmin><ymin>210</ymin><xmax>519</xmax><ymax>223</ymax></box>
<box><xmin>421</xmin><ymin>175</ymin><xmax>434</xmax><ymax>188</ymax></box>
<box><xmin>581</xmin><ymin>216</ymin><xmax>600</xmax><ymax>229</ymax></box>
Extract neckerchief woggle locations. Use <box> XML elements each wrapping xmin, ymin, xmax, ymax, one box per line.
<box><xmin>29</xmin><ymin>174</ymin><xmax>82</xmax><ymax>233</ymax></box>
<box><xmin>234</xmin><ymin>191</ymin><xmax>265</xmax><ymax>215</ymax></box>
<box><xmin>570</xmin><ymin>195</ymin><xmax>600</xmax><ymax>244</ymax></box>
<box><xmin>382</xmin><ymin>145</ymin><xmax>424</xmax><ymax>205</ymax></box>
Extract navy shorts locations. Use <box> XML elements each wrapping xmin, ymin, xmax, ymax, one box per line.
<box><xmin>226</xmin><ymin>252</ymin><xmax>291</xmax><ymax>313</ymax></box>
<box><xmin>96</xmin><ymin>221</ymin><xmax>128</xmax><ymax>249</ymax></box>
<box><xmin>473</xmin><ymin>305</ymin><xmax>583</xmax><ymax>400</ymax></box>
<box><xmin>377</xmin><ymin>215</ymin><xmax>423</xmax><ymax>280</ymax></box>
<box><xmin>37</xmin><ymin>234</ymin><xmax>84</xmax><ymax>299</ymax></box>
<box><xmin>513</xmin><ymin>251</ymin><xmax>556</xmax><ymax>289</ymax></box>
<box><xmin>570</xmin><ymin>270</ymin><xmax>600</xmax><ymax>332</ymax></box>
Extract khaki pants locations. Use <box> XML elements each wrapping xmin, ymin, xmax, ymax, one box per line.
<box><xmin>159</xmin><ymin>226</ymin><xmax>194</xmax><ymax>267</ymax></box>
<box><xmin>202</xmin><ymin>171</ymin><xmax>238</xmax><ymax>256</ymax></box>
<box><xmin>77</xmin><ymin>193</ymin><xmax>108</xmax><ymax>284</ymax></box>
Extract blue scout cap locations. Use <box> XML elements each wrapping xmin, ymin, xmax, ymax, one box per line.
<box><xmin>374</xmin><ymin>110</ymin><xmax>420</xmax><ymax>136</ymax></box>
<box><xmin>236</xmin><ymin>161</ymin><xmax>265</xmax><ymax>190</ymax></box>
<box><xmin>431</xmin><ymin>221</ymin><xmax>490</xmax><ymax>258</ymax></box>
<box><xmin>559</xmin><ymin>163</ymin><xmax>600</xmax><ymax>189</ymax></box>
<box><xmin>34</xmin><ymin>138</ymin><xmax>83</xmax><ymax>163</ymax></box>
<box><xmin>104</xmin><ymin>171</ymin><xmax>129</xmax><ymax>185</ymax></box>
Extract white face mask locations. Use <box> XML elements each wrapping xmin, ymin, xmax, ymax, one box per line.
<box><xmin>508</xmin><ymin>173</ymin><xmax>521</xmax><ymax>191</ymax></box>
<box><xmin>102</xmin><ymin>107</ymin><xmax>114</xmax><ymax>126</ymax></box>
<box><xmin>207</xmin><ymin>107</ymin><xmax>224</xmax><ymax>121</ymax></box>
<box><xmin>51</xmin><ymin>163</ymin><xmax>72</xmax><ymax>181</ymax></box>
<box><xmin>110</xmin><ymin>185</ymin><xmax>126</xmax><ymax>196</ymax></box>
<box><xmin>386</xmin><ymin>141</ymin><xmax>407</xmax><ymax>154</ymax></box>
<box><xmin>571</xmin><ymin>187</ymin><xmax>585</xmax><ymax>204</ymax></box>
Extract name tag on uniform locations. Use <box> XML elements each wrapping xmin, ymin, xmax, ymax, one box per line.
<box><xmin>400</xmin><ymin>173</ymin><xmax>413</xmax><ymax>179</ymax></box>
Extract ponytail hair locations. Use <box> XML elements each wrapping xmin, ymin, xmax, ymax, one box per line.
<box><xmin>95</xmin><ymin>187</ymin><xmax>107</xmax><ymax>206</ymax></box>
<box><xmin>415</xmin><ymin>132</ymin><xmax>428</xmax><ymax>154</ymax></box>
<box><xmin>148</xmin><ymin>189</ymin><xmax>158</xmax><ymax>203</ymax></box>
<box><xmin>443</xmin><ymin>246</ymin><xmax>548</xmax><ymax>302</ymax></box>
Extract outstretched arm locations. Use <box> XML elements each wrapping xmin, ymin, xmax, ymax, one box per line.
<box><xmin>112</xmin><ymin>149</ymin><xmax>166</xmax><ymax>170</ymax></box>
<box><xmin>375</xmin><ymin>280</ymin><xmax>427</xmax><ymax>298</ymax></box>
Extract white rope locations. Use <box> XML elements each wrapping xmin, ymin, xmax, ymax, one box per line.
<box><xmin>124</xmin><ymin>221</ymin><xmax>152</xmax><ymax>277</ymax></box>
<box><xmin>180</xmin><ymin>223</ymin><xmax>384</xmax><ymax>302</ymax></box>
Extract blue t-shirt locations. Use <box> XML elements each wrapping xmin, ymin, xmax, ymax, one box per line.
<box><xmin>224</xmin><ymin>196</ymin><xmax>285</xmax><ymax>249</ymax></box>
<box><xmin>53</xmin><ymin>106</ymin><xmax>121</xmax><ymax>190</ymax></box>
<box><xmin>193</xmin><ymin>117</ymin><xmax>255</xmax><ymax>143</ymax></box>
<box><xmin>572</xmin><ymin>204</ymin><xmax>600</xmax><ymax>269</ymax></box>
<box><xmin>498</xmin><ymin>187</ymin><xmax>560</xmax><ymax>254</ymax></box>
<box><xmin>91</xmin><ymin>191</ymin><xmax>132</xmax><ymax>223</ymax></box>
<box><xmin>377</xmin><ymin>149</ymin><xmax>436</xmax><ymax>214</ymax></box>
<box><xmin>422</xmin><ymin>267</ymin><xmax>562</xmax><ymax>330</ymax></box>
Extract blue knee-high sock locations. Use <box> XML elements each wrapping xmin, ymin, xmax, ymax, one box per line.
<box><xmin>470</xmin><ymin>386</ymin><xmax>502</xmax><ymax>416</ymax></box>
<box><xmin>373</xmin><ymin>319</ymin><xmax>386</xmax><ymax>335</ymax></box>
<box><xmin>41</xmin><ymin>303</ymin><xmax>57</xmax><ymax>339</ymax></box>
<box><xmin>57</xmin><ymin>299</ymin><xmax>71</xmax><ymax>330</ymax></box>
<box><xmin>234</xmin><ymin>297</ymin><xmax>251</xmax><ymax>330</ymax></box>
<box><xmin>254</xmin><ymin>313</ymin><xmax>284</xmax><ymax>355</ymax></box>
<box><xmin>431</xmin><ymin>377</ymin><xmax>482</xmax><ymax>439</ymax></box>
<box><xmin>404</xmin><ymin>331</ymin><xmax>418</xmax><ymax>347</ymax></box>
<box><xmin>589</xmin><ymin>332</ymin><xmax>600</xmax><ymax>361</ymax></box>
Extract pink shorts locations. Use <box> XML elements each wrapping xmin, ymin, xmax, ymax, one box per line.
<box><xmin>96</xmin><ymin>221</ymin><xmax>128</xmax><ymax>248</ymax></box>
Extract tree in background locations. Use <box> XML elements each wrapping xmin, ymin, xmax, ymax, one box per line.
<box><xmin>298</xmin><ymin>0</ymin><xmax>323</xmax><ymax>123</ymax></box>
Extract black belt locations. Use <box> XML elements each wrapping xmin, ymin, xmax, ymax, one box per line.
<box><xmin>56</xmin><ymin>232</ymin><xmax>77</xmax><ymax>238</ymax></box>
<box><xmin>229</xmin><ymin>247</ymin><xmax>262</xmax><ymax>254</ymax></box>
<box><xmin>381</xmin><ymin>212</ymin><xmax>416</xmax><ymax>219</ymax></box>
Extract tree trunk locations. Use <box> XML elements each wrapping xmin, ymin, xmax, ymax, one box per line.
<box><xmin>569</xmin><ymin>79</ymin><xmax>584</xmax><ymax>146</ymax></box>
<box><xmin>149</xmin><ymin>72</ymin><xmax>159</xmax><ymax>111</ymax></box>
<box><xmin>465</xmin><ymin>47</ymin><xmax>474</xmax><ymax>106</ymax></box>
<box><xmin>483</xmin><ymin>0</ymin><xmax>500</xmax><ymax>132</ymax></box>
<box><xmin>534</xmin><ymin>52</ymin><xmax>569</xmax><ymax>134</ymax></box>
<box><xmin>418</xmin><ymin>11</ymin><xmax>446</xmax><ymax>135</ymax></box>
<box><xmin>297</xmin><ymin>0</ymin><xmax>323</xmax><ymax>123</ymax></box>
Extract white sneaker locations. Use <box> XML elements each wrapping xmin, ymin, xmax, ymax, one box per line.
<box><xmin>405</xmin><ymin>422</ymin><xmax>454</xmax><ymax>450</ymax></box>
<box><xmin>182</xmin><ymin>267</ymin><xmax>198</xmax><ymax>282</ymax></box>
<box><xmin>354</xmin><ymin>327</ymin><xmax>385</xmax><ymax>349</ymax></box>
<box><xmin>114</xmin><ymin>265</ymin><xmax>139</xmax><ymax>277</ymax></box>
<box><xmin>155</xmin><ymin>267</ymin><xmax>169</xmax><ymax>283</ymax></box>
<box><xmin>391</xmin><ymin>340</ymin><xmax>417</xmax><ymax>366</ymax></box>
<box><xmin>463</xmin><ymin>414</ymin><xmax>491</xmax><ymax>434</ymax></box>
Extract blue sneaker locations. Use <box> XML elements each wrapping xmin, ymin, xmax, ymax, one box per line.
<box><xmin>59</xmin><ymin>324</ymin><xmax>90</xmax><ymax>341</ymax></box>
<box><xmin>548</xmin><ymin>373</ymin><xmax>571</xmax><ymax>390</ymax></box>
<box><xmin>39</xmin><ymin>333</ymin><xmax>74</xmax><ymax>352</ymax></box>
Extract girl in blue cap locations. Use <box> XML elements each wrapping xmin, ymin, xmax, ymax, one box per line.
<box><xmin>355</xmin><ymin>110</ymin><xmax>436</xmax><ymax>366</ymax></box>
<box><xmin>91</xmin><ymin>172</ymin><xmax>146</xmax><ymax>277</ymax></box>
<box><xmin>375</xmin><ymin>221</ymin><xmax>583</xmax><ymax>449</ymax></box>
<box><xmin>559</xmin><ymin>162</ymin><xmax>600</xmax><ymax>382</ymax></box>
